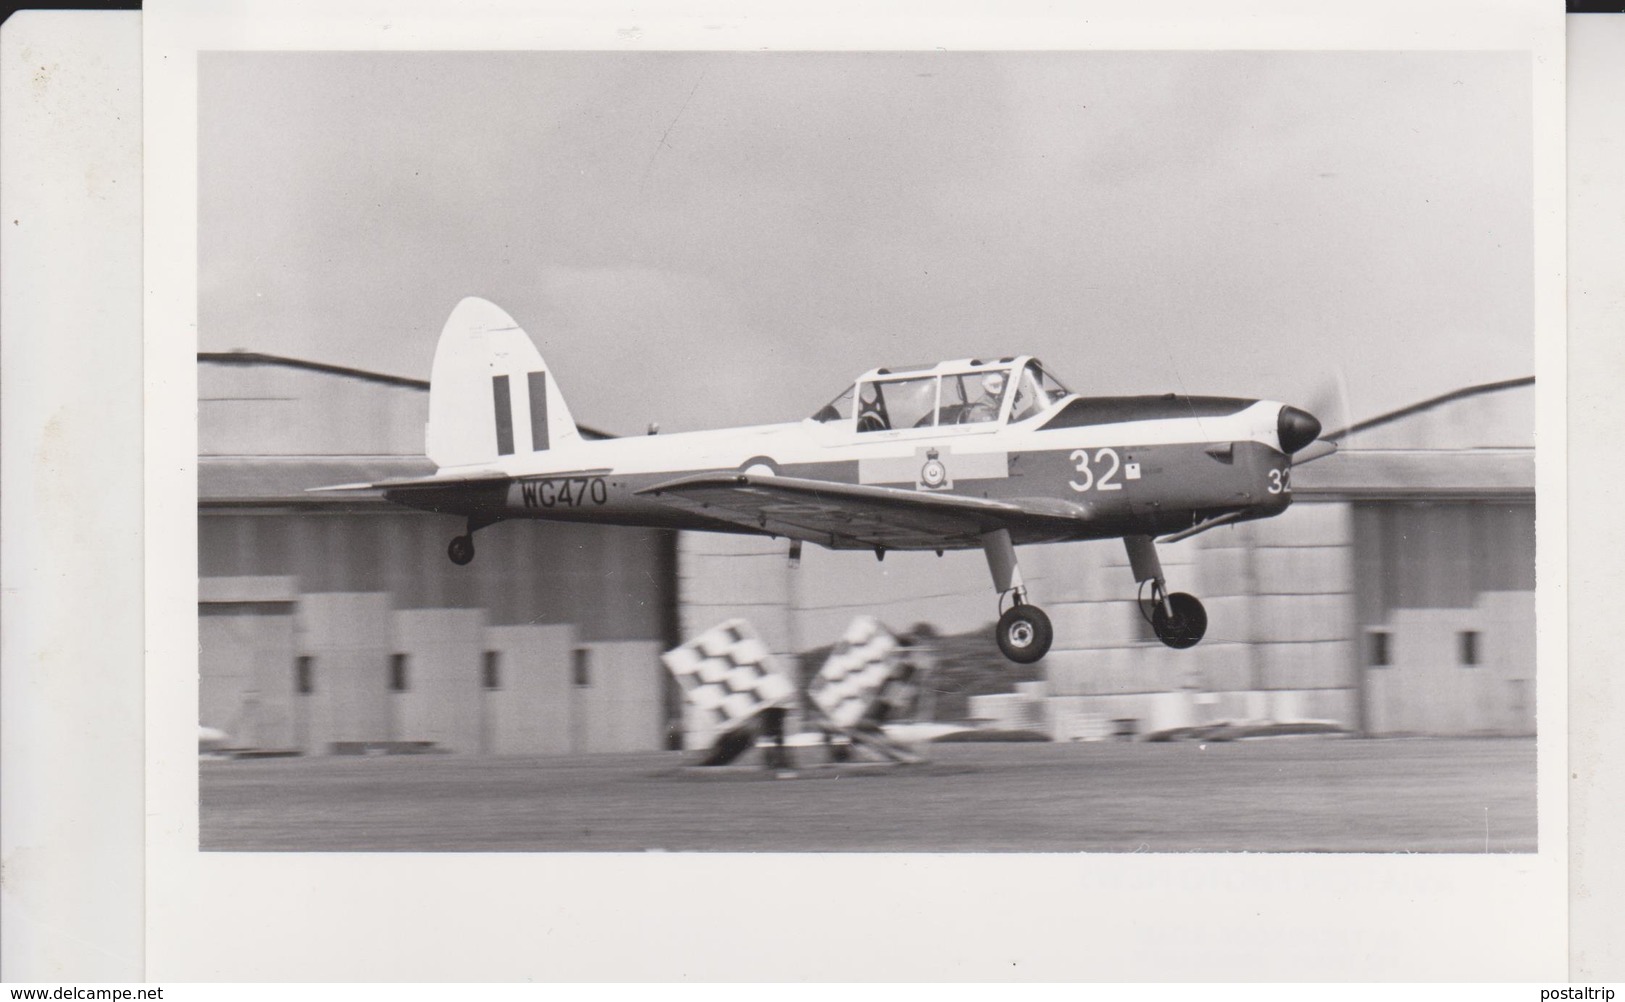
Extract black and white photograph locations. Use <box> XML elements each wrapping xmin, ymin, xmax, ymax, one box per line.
<box><xmin>128</xmin><ymin>0</ymin><xmax>1574</xmax><ymax>981</ymax></box>
<box><xmin>195</xmin><ymin>46</ymin><xmax>1538</xmax><ymax>854</ymax></box>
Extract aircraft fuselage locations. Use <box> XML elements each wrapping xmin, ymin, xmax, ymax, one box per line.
<box><xmin>385</xmin><ymin>394</ymin><xmax>1297</xmax><ymax>548</ymax></box>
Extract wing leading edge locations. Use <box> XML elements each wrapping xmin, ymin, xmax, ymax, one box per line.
<box><xmin>636</xmin><ymin>472</ymin><xmax>1087</xmax><ymax>551</ymax></box>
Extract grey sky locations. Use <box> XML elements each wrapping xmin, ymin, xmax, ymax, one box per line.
<box><xmin>200</xmin><ymin>50</ymin><xmax>1532</xmax><ymax>436</ymax></box>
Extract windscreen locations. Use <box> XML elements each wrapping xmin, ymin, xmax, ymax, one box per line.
<box><xmin>811</xmin><ymin>385</ymin><xmax>855</xmax><ymax>423</ymax></box>
<box><xmin>857</xmin><ymin>376</ymin><xmax>940</xmax><ymax>431</ymax></box>
<box><xmin>1010</xmin><ymin>361</ymin><xmax>1071</xmax><ymax>421</ymax></box>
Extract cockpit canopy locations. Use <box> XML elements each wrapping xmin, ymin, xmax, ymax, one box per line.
<box><xmin>811</xmin><ymin>357</ymin><xmax>1071</xmax><ymax>431</ymax></box>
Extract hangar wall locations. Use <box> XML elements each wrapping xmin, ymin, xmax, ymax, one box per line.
<box><xmin>198</xmin><ymin>357</ymin><xmax>678</xmax><ymax>756</ymax></box>
<box><xmin>198</xmin><ymin>520</ymin><xmax>676</xmax><ymax>755</ymax></box>
<box><xmin>1351</xmin><ymin>501</ymin><xmax>1535</xmax><ymax>736</ymax></box>
<box><xmin>199</xmin><ymin>511</ymin><xmax>671</xmax><ymax>643</ymax></box>
<box><xmin>198</xmin><ymin>605</ymin><xmax>664</xmax><ymax>756</ymax></box>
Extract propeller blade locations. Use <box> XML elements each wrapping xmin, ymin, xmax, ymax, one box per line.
<box><xmin>1304</xmin><ymin>370</ymin><xmax>1356</xmax><ymax>445</ymax></box>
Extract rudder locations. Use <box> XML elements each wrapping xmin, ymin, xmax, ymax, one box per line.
<box><xmin>425</xmin><ymin>297</ymin><xmax>582</xmax><ymax>468</ymax></box>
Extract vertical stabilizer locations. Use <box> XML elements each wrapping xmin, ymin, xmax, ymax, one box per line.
<box><xmin>425</xmin><ymin>297</ymin><xmax>582</xmax><ymax>468</ymax></box>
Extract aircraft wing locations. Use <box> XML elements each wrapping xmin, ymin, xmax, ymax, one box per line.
<box><xmin>637</xmin><ymin>472</ymin><xmax>1083</xmax><ymax>550</ymax></box>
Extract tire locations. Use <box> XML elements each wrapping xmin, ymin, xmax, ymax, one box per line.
<box><xmin>1152</xmin><ymin>592</ymin><xmax>1207</xmax><ymax>649</ymax></box>
<box><xmin>996</xmin><ymin>604</ymin><xmax>1054</xmax><ymax>664</ymax></box>
<box><xmin>448</xmin><ymin>535</ymin><xmax>475</xmax><ymax>566</ymax></box>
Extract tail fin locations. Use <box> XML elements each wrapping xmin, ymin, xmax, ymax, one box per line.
<box><xmin>425</xmin><ymin>297</ymin><xmax>582</xmax><ymax>468</ymax></box>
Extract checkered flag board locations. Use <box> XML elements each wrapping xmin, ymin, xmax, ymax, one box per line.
<box><xmin>661</xmin><ymin>619</ymin><xmax>796</xmax><ymax>733</ymax></box>
<box><xmin>809</xmin><ymin>616</ymin><xmax>903</xmax><ymax>729</ymax></box>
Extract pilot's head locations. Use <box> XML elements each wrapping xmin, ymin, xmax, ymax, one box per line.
<box><xmin>981</xmin><ymin>371</ymin><xmax>1007</xmax><ymax>398</ymax></box>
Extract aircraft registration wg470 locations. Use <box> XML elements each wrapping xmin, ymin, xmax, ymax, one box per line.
<box><xmin>315</xmin><ymin>297</ymin><xmax>1337</xmax><ymax>664</ymax></box>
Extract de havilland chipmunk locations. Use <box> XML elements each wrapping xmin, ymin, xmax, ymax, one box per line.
<box><xmin>316</xmin><ymin>297</ymin><xmax>1337</xmax><ymax>664</ymax></box>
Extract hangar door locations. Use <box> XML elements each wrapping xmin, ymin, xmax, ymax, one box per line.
<box><xmin>199</xmin><ymin>599</ymin><xmax>298</xmax><ymax>751</ymax></box>
<box><xmin>1351</xmin><ymin>500</ymin><xmax>1535</xmax><ymax>736</ymax></box>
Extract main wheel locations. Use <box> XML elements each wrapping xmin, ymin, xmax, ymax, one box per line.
<box><xmin>1152</xmin><ymin>592</ymin><xmax>1207</xmax><ymax>649</ymax></box>
<box><xmin>996</xmin><ymin>604</ymin><xmax>1054</xmax><ymax>664</ymax></box>
<box><xmin>448</xmin><ymin>535</ymin><xmax>475</xmax><ymax>566</ymax></box>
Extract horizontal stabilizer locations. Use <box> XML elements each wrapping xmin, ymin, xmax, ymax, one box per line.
<box><xmin>306</xmin><ymin>481</ymin><xmax>387</xmax><ymax>493</ymax></box>
<box><xmin>307</xmin><ymin>470</ymin><xmax>513</xmax><ymax>493</ymax></box>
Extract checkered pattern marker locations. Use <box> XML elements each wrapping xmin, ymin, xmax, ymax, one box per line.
<box><xmin>661</xmin><ymin>619</ymin><xmax>796</xmax><ymax>733</ymax></box>
<box><xmin>809</xmin><ymin>616</ymin><xmax>903</xmax><ymax>729</ymax></box>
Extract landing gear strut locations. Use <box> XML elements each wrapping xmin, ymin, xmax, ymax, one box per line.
<box><xmin>983</xmin><ymin>529</ymin><xmax>1053</xmax><ymax>664</ymax></box>
<box><xmin>1125</xmin><ymin>535</ymin><xmax>1208</xmax><ymax>649</ymax></box>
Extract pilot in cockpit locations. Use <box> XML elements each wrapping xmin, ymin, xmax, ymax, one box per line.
<box><xmin>960</xmin><ymin>370</ymin><xmax>1008</xmax><ymax>424</ymax></box>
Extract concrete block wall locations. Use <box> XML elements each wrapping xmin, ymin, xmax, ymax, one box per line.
<box><xmin>1041</xmin><ymin>691</ymin><xmax>1200</xmax><ymax>736</ymax></box>
<box><xmin>680</xmin><ymin>532</ymin><xmax>990</xmax><ymax>659</ymax></box>
<box><xmin>1020</xmin><ymin>537</ymin><xmax>1149</xmax><ymax>603</ymax></box>
<box><xmin>1033</xmin><ymin>687</ymin><xmax>1358</xmax><ymax>739</ymax></box>
<box><xmin>296</xmin><ymin>592</ymin><xmax>393</xmax><ymax>752</ymax></box>
<box><xmin>669</xmin><ymin>500</ymin><xmax>1533</xmax><ymax>740</ymax></box>
<box><xmin>1164</xmin><ymin>501</ymin><xmax>1357</xmax><ymax>724</ymax></box>
<box><xmin>198</xmin><ymin>592</ymin><xmax>299</xmax><ymax>751</ymax></box>
<box><xmin>966</xmin><ymin>692</ymin><xmax>1046</xmax><ymax>731</ymax></box>
<box><xmin>572</xmin><ymin>641</ymin><xmax>665</xmax><ymax>754</ymax></box>
<box><xmin>202</xmin><ymin>590</ymin><xmax>666</xmax><ymax>755</ymax></box>
<box><xmin>483</xmin><ymin>624</ymin><xmax>576</xmax><ymax>754</ymax></box>
<box><xmin>1263</xmin><ymin>688</ymin><xmax>1358</xmax><ymax>724</ymax></box>
<box><xmin>1043</xmin><ymin>647</ymin><xmax>1200</xmax><ymax>698</ymax></box>
<box><xmin>1026</xmin><ymin>503</ymin><xmax>1358</xmax><ymax>733</ymax></box>
<box><xmin>1045</xmin><ymin>699</ymin><xmax>1114</xmax><ymax>742</ymax></box>
<box><xmin>391</xmin><ymin>608</ymin><xmax>488</xmax><ymax>753</ymax></box>
<box><xmin>1363</xmin><ymin>590</ymin><xmax>1534</xmax><ymax>736</ymax></box>
<box><xmin>675</xmin><ymin>502</ymin><xmax>1362</xmax><ymax>737</ymax></box>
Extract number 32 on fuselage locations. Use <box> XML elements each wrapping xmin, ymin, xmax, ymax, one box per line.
<box><xmin>314</xmin><ymin>297</ymin><xmax>1335</xmax><ymax>664</ymax></box>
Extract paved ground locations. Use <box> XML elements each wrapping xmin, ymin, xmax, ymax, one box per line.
<box><xmin>200</xmin><ymin>736</ymin><xmax>1536</xmax><ymax>853</ymax></box>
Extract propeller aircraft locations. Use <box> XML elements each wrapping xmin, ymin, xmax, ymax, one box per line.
<box><xmin>316</xmin><ymin>297</ymin><xmax>1337</xmax><ymax>664</ymax></box>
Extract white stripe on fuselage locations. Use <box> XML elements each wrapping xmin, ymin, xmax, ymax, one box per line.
<box><xmin>428</xmin><ymin>397</ymin><xmax>1286</xmax><ymax>481</ymax></box>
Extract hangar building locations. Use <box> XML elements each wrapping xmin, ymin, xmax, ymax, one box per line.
<box><xmin>198</xmin><ymin>354</ymin><xmax>678</xmax><ymax>755</ymax></box>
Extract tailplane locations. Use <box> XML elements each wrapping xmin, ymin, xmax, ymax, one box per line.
<box><xmin>425</xmin><ymin>297</ymin><xmax>582</xmax><ymax>468</ymax></box>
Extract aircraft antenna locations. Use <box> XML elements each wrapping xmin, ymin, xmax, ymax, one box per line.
<box><xmin>1163</xmin><ymin>348</ymin><xmax>1210</xmax><ymax>441</ymax></box>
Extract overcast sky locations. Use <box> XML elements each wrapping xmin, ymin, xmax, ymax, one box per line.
<box><xmin>199</xmin><ymin>50</ymin><xmax>1532</xmax><ymax>436</ymax></box>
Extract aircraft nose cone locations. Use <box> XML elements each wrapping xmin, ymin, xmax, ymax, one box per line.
<box><xmin>1277</xmin><ymin>405</ymin><xmax>1322</xmax><ymax>455</ymax></box>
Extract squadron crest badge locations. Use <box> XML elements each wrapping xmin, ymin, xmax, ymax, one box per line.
<box><xmin>918</xmin><ymin>448</ymin><xmax>951</xmax><ymax>491</ymax></box>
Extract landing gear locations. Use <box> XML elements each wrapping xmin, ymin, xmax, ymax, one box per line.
<box><xmin>446</xmin><ymin>515</ymin><xmax>498</xmax><ymax>566</ymax></box>
<box><xmin>996</xmin><ymin>604</ymin><xmax>1053</xmax><ymax>664</ymax></box>
<box><xmin>1125</xmin><ymin>535</ymin><xmax>1208</xmax><ymax>650</ymax></box>
<box><xmin>982</xmin><ymin>529</ymin><xmax>1054</xmax><ymax>664</ymax></box>
<box><xmin>1147</xmin><ymin>585</ymin><xmax>1207</xmax><ymax>649</ymax></box>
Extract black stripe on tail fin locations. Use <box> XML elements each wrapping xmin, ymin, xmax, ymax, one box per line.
<box><xmin>527</xmin><ymin>370</ymin><xmax>549</xmax><ymax>451</ymax></box>
<box><xmin>492</xmin><ymin>375</ymin><xmax>514</xmax><ymax>455</ymax></box>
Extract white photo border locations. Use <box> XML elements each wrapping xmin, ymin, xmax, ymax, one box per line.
<box><xmin>144</xmin><ymin>0</ymin><xmax>1568</xmax><ymax>980</ymax></box>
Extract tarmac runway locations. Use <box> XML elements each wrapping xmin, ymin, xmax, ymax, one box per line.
<box><xmin>200</xmin><ymin>736</ymin><xmax>1536</xmax><ymax>853</ymax></box>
